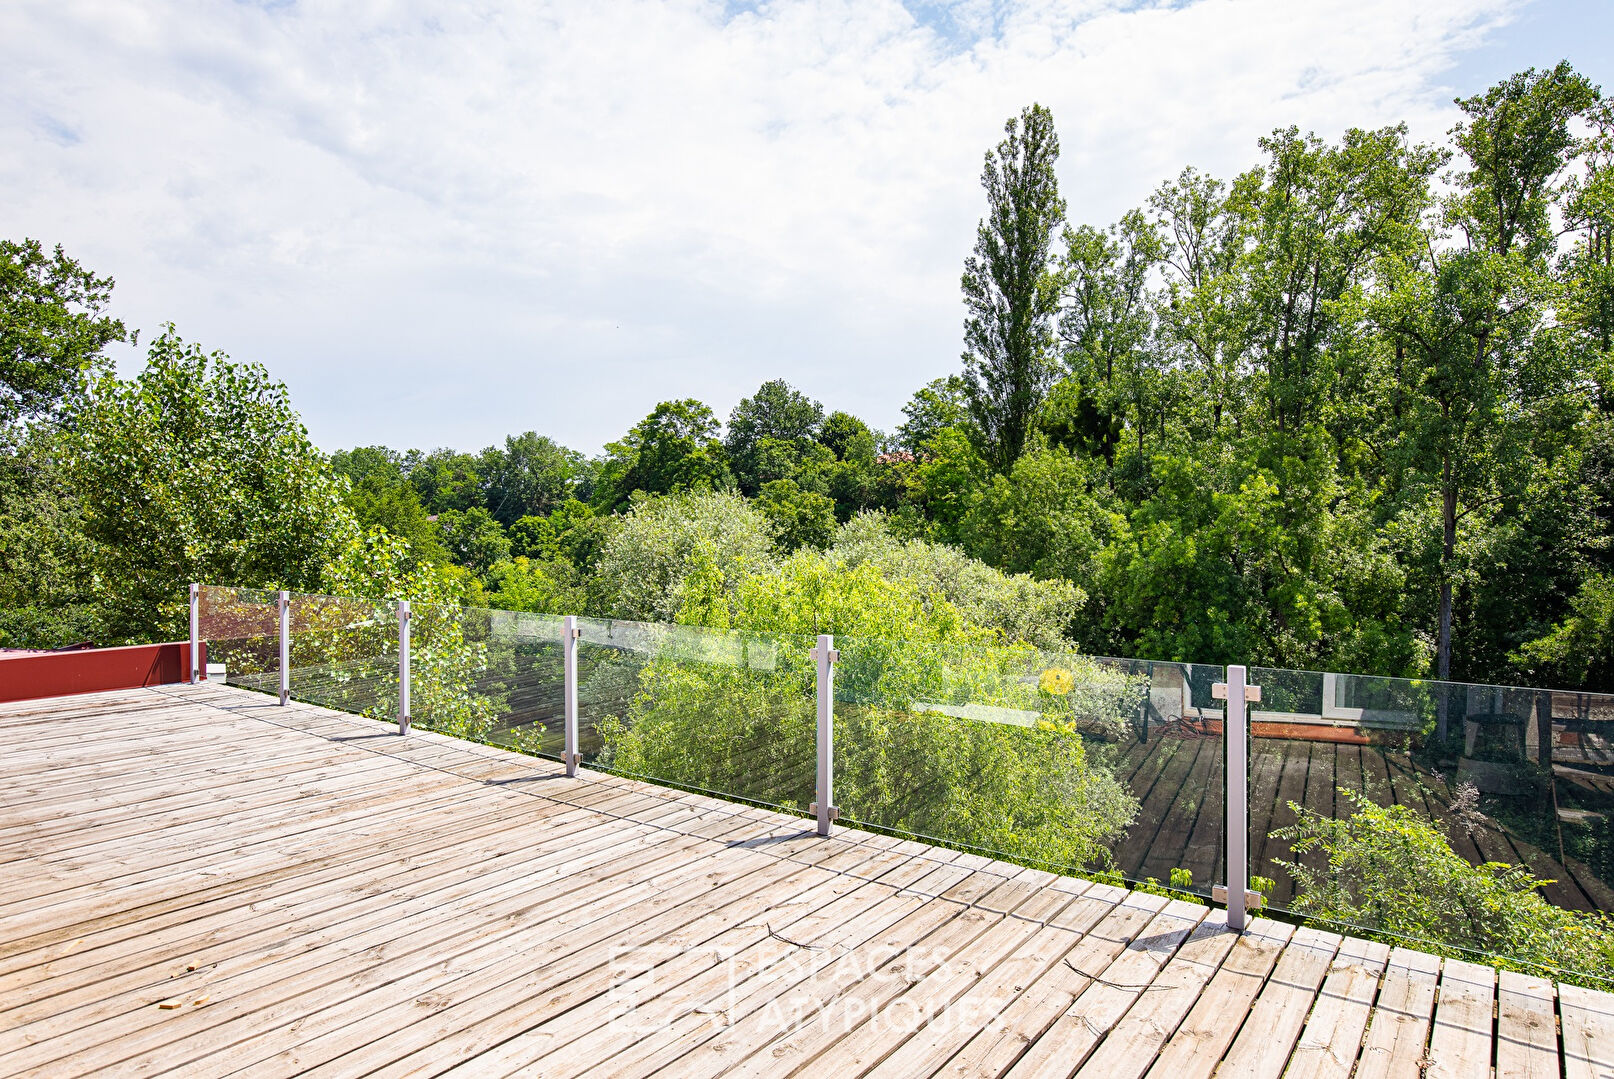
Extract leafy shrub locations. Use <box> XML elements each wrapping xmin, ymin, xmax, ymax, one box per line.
<box><xmin>1277</xmin><ymin>789</ymin><xmax>1614</xmax><ymax>985</ymax></box>
<box><xmin>590</xmin><ymin>490</ymin><xmax>774</xmax><ymax>621</ymax></box>
<box><xmin>830</xmin><ymin>511</ymin><xmax>1084</xmax><ymax>648</ymax></box>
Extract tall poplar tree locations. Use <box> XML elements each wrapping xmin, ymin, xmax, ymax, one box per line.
<box><xmin>961</xmin><ymin>104</ymin><xmax>1066</xmax><ymax>471</ymax></box>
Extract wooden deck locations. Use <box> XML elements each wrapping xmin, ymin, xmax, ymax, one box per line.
<box><xmin>3</xmin><ymin>685</ymin><xmax>1612</xmax><ymax>1078</ymax></box>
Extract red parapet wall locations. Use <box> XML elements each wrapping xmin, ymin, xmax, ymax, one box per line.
<box><xmin>0</xmin><ymin>641</ymin><xmax>208</xmax><ymax>704</ymax></box>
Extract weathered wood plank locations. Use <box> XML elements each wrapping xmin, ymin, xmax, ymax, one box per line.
<box><xmin>1214</xmin><ymin>925</ymin><xmax>1342</xmax><ymax>1079</ymax></box>
<box><xmin>1143</xmin><ymin>917</ymin><xmax>1297</xmax><ymax>1079</ymax></box>
<box><xmin>1562</xmin><ymin>978</ymin><xmax>1614</xmax><ymax>1079</ymax></box>
<box><xmin>1282</xmin><ymin>934</ymin><xmax>1391</xmax><ymax>1079</ymax></box>
<box><xmin>1425</xmin><ymin>958</ymin><xmax>1497</xmax><ymax>1079</ymax></box>
<box><xmin>1353</xmin><ymin>946</ymin><xmax>1442</xmax><ymax>1079</ymax></box>
<box><xmin>1494</xmin><ymin>970</ymin><xmax>1558</xmax><ymax>1079</ymax></box>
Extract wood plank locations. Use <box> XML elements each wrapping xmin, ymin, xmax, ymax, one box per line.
<box><xmin>1137</xmin><ymin>739</ymin><xmax>1215</xmax><ymax>884</ymax></box>
<box><xmin>1004</xmin><ymin>898</ymin><xmax>1207</xmax><ymax>1078</ymax></box>
<box><xmin>695</xmin><ymin>873</ymin><xmax>1056</xmax><ymax>1079</ymax></box>
<box><xmin>929</xmin><ymin>887</ymin><xmax>1170</xmax><ymax>1079</ymax></box>
<box><xmin>589</xmin><ymin>860</ymin><xmax>1009</xmax><ymax>1079</ymax></box>
<box><xmin>1071</xmin><ymin>908</ymin><xmax>1238</xmax><ymax>1079</ymax></box>
<box><xmin>1353</xmin><ymin>947</ymin><xmax>1443</xmax><ymax>1079</ymax></box>
<box><xmin>1494</xmin><ymin>970</ymin><xmax>1558</xmax><ymax>1079</ymax></box>
<box><xmin>1425</xmin><ymin>958</ymin><xmax>1497</xmax><ymax>1079</ymax></box>
<box><xmin>464</xmin><ymin>854</ymin><xmax>996</xmax><ymax>1079</ymax></box>
<box><xmin>780</xmin><ymin>883</ymin><xmax>1082</xmax><ymax>1076</ymax></box>
<box><xmin>1254</xmin><ymin>739</ymin><xmax>1313</xmax><ymax>906</ymax></box>
<box><xmin>1177</xmin><ymin>738</ymin><xmax>1226</xmax><ymax>891</ymax></box>
<box><xmin>1131</xmin><ymin>737</ymin><xmax>1207</xmax><ymax>882</ymax></box>
<box><xmin>1214</xmin><ymin>925</ymin><xmax>1342</xmax><ymax>1079</ymax></box>
<box><xmin>3</xmin><ymin>810</ymin><xmax>800</xmax><ymax>1074</ymax></box>
<box><xmin>1117</xmin><ymin>737</ymin><xmax>1190</xmax><ymax>878</ymax></box>
<box><xmin>3</xmin><ymin>683</ymin><xmax>1611</xmax><ymax>1079</ymax></box>
<box><xmin>856</xmin><ymin>883</ymin><xmax>1119</xmax><ymax>1079</ymax></box>
<box><xmin>1282</xmin><ymin>934</ymin><xmax>1391</xmax><ymax>1079</ymax></box>
<box><xmin>1562</xmin><ymin>978</ymin><xmax>1614</xmax><ymax>1079</ymax></box>
<box><xmin>1143</xmin><ymin>917</ymin><xmax>1297</xmax><ymax>1079</ymax></box>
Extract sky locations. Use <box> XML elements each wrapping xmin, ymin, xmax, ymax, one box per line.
<box><xmin>3</xmin><ymin>0</ymin><xmax>1611</xmax><ymax>456</ymax></box>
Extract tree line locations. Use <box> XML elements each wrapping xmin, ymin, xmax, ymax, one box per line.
<box><xmin>3</xmin><ymin>62</ymin><xmax>1612</xmax><ymax>696</ymax></box>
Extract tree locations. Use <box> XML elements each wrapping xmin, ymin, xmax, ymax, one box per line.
<box><xmin>960</xmin><ymin>448</ymin><xmax>1118</xmax><ymax>598</ymax></box>
<box><xmin>329</xmin><ymin>445</ymin><xmax>405</xmax><ymax>488</ymax></box>
<box><xmin>593</xmin><ymin>399</ymin><xmax>730</xmax><ymax>510</ymax></box>
<box><xmin>484</xmin><ymin>555</ymin><xmax>585</xmax><ymax>614</ymax></box>
<box><xmin>1</xmin><ymin>238</ymin><xmax>127</xmax><ymax>426</ymax></box>
<box><xmin>66</xmin><ymin>326</ymin><xmax>355</xmax><ymax>641</ymax></box>
<box><xmin>818</xmin><ymin>410</ymin><xmax>876</xmax><ymax>462</ymax></box>
<box><xmin>590</xmin><ymin>490</ymin><xmax>774</xmax><ymax>621</ymax></box>
<box><xmin>755</xmin><ymin>479</ymin><xmax>836</xmax><ymax>551</ymax></box>
<box><xmin>724</xmin><ymin>379</ymin><xmax>824</xmax><ymax>495</ymax></box>
<box><xmin>1279</xmin><ymin>789</ymin><xmax>1614</xmax><ymax>983</ymax></box>
<box><xmin>961</xmin><ymin>104</ymin><xmax>1066</xmax><ymax>471</ymax></box>
<box><xmin>1376</xmin><ymin>64</ymin><xmax>1602</xmax><ymax>697</ymax></box>
<box><xmin>478</xmin><ymin>431</ymin><xmax>581</xmax><ymax>524</ymax></box>
<box><xmin>342</xmin><ymin>474</ymin><xmax>450</xmax><ymax>568</ymax></box>
<box><xmin>904</xmin><ymin>427</ymin><xmax>989</xmax><ymax>544</ymax></box>
<box><xmin>1058</xmin><ymin>210</ymin><xmax>1163</xmax><ymax>464</ymax></box>
<box><xmin>0</xmin><ymin>427</ymin><xmax>99</xmax><ymax>646</ymax></box>
<box><xmin>434</xmin><ymin>506</ymin><xmax>512</xmax><ymax>578</ymax></box>
<box><xmin>409</xmin><ymin>449</ymin><xmax>483</xmax><ymax>513</ymax></box>
<box><xmin>896</xmin><ymin>376</ymin><xmax>972</xmax><ymax>452</ymax></box>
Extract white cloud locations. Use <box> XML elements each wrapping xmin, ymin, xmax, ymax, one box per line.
<box><xmin>1</xmin><ymin>0</ymin><xmax>1531</xmax><ymax>452</ymax></box>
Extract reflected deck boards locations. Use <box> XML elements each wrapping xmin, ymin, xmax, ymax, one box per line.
<box><xmin>1</xmin><ymin>684</ymin><xmax>1610</xmax><ymax>1078</ymax></box>
<box><xmin>1111</xmin><ymin>727</ymin><xmax>1614</xmax><ymax>912</ymax></box>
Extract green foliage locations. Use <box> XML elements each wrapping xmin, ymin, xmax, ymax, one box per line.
<box><xmin>1</xmin><ymin>238</ymin><xmax>126</xmax><ymax>425</ymax></box>
<box><xmin>342</xmin><ymin>474</ymin><xmax>449</xmax><ymax>568</ymax></box>
<box><xmin>725</xmin><ymin>379</ymin><xmax>824</xmax><ymax>495</ymax></box>
<box><xmin>484</xmin><ymin>555</ymin><xmax>585</xmax><ymax>615</ymax></box>
<box><xmin>0</xmin><ymin>427</ymin><xmax>100</xmax><ymax>646</ymax></box>
<box><xmin>1513</xmin><ymin>572</ymin><xmax>1614</xmax><ymax>689</ymax></box>
<box><xmin>409</xmin><ymin>449</ymin><xmax>483</xmax><ymax>514</ymax></box>
<box><xmin>897</xmin><ymin>376</ymin><xmax>972</xmax><ymax>452</ymax></box>
<box><xmin>962</xmin><ymin>104</ymin><xmax>1066</xmax><ymax>471</ymax></box>
<box><xmin>65</xmin><ymin>327</ymin><xmax>355</xmax><ymax>642</ymax></box>
<box><xmin>959</xmin><ymin>448</ymin><xmax>1117</xmax><ymax>595</ymax></box>
<box><xmin>1278</xmin><ymin>789</ymin><xmax>1614</xmax><ymax>984</ymax></box>
<box><xmin>905</xmin><ymin>427</ymin><xmax>989</xmax><ymax>543</ymax></box>
<box><xmin>315</xmin><ymin>533</ymin><xmax>497</xmax><ymax>739</ymax></box>
<box><xmin>433</xmin><ymin>506</ymin><xmax>511</xmax><ymax>578</ymax></box>
<box><xmin>830</xmin><ymin>512</ymin><xmax>1083</xmax><ymax>649</ymax></box>
<box><xmin>600</xmin><ymin>546</ymin><xmax>1140</xmax><ymax>874</ymax></box>
<box><xmin>593</xmin><ymin>399</ymin><xmax>730</xmax><ymax>511</ymax></box>
<box><xmin>479</xmin><ymin>431</ymin><xmax>583</xmax><ymax>524</ymax></box>
<box><xmin>755</xmin><ymin>479</ymin><xmax>836</xmax><ymax>552</ymax></box>
<box><xmin>591</xmin><ymin>490</ymin><xmax>774</xmax><ymax>621</ymax></box>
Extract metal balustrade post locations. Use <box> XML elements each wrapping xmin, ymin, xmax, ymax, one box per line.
<box><xmin>1213</xmin><ymin>665</ymin><xmax>1260</xmax><ymax>931</ymax></box>
<box><xmin>398</xmin><ymin>600</ymin><xmax>411</xmax><ymax>735</ymax></box>
<box><xmin>563</xmin><ymin>615</ymin><xmax>579</xmax><ymax>776</ymax></box>
<box><xmin>277</xmin><ymin>590</ymin><xmax>291</xmax><ymax>707</ymax></box>
<box><xmin>812</xmin><ymin>634</ymin><xmax>838</xmax><ymax>837</ymax></box>
<box><xmin>189</xmin><ymin>583</ymin><xmax>200</xmax><ymax>684</ymax></box>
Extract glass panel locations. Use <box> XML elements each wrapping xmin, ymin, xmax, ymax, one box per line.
<box><xmin>286</xmin><ymin>592</ymin><xmax>398</xmax><ymax>721</ymax></box>
<box><xmin>195</xmin><ymin>585</ymin><xmax>280</xmax><ymax>698</ymax></box>
<box><xmin>832</xmin><ymin>637</ymin><xmax>1224</xmax><ymax>896</ymax></box>
<box><xmin>574</xmin><ymin>617</ymin><xmax>817</xmax><ymax>812</ymax></box>
<box><xmin>1248</xmin><ymin>665</ymin><xmax>1614</xmax><ymax>984</ymax></box>
<box><xmin>452</xmin><ymin>605</ymin><xmax>565</xmax><ymax>755</ymax></box>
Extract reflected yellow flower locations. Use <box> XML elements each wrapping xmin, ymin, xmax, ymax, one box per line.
<box><xmin>1039</xmin><ymin>667</ymin><xmax>1074</xmax><ymax>696</ymax></box>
